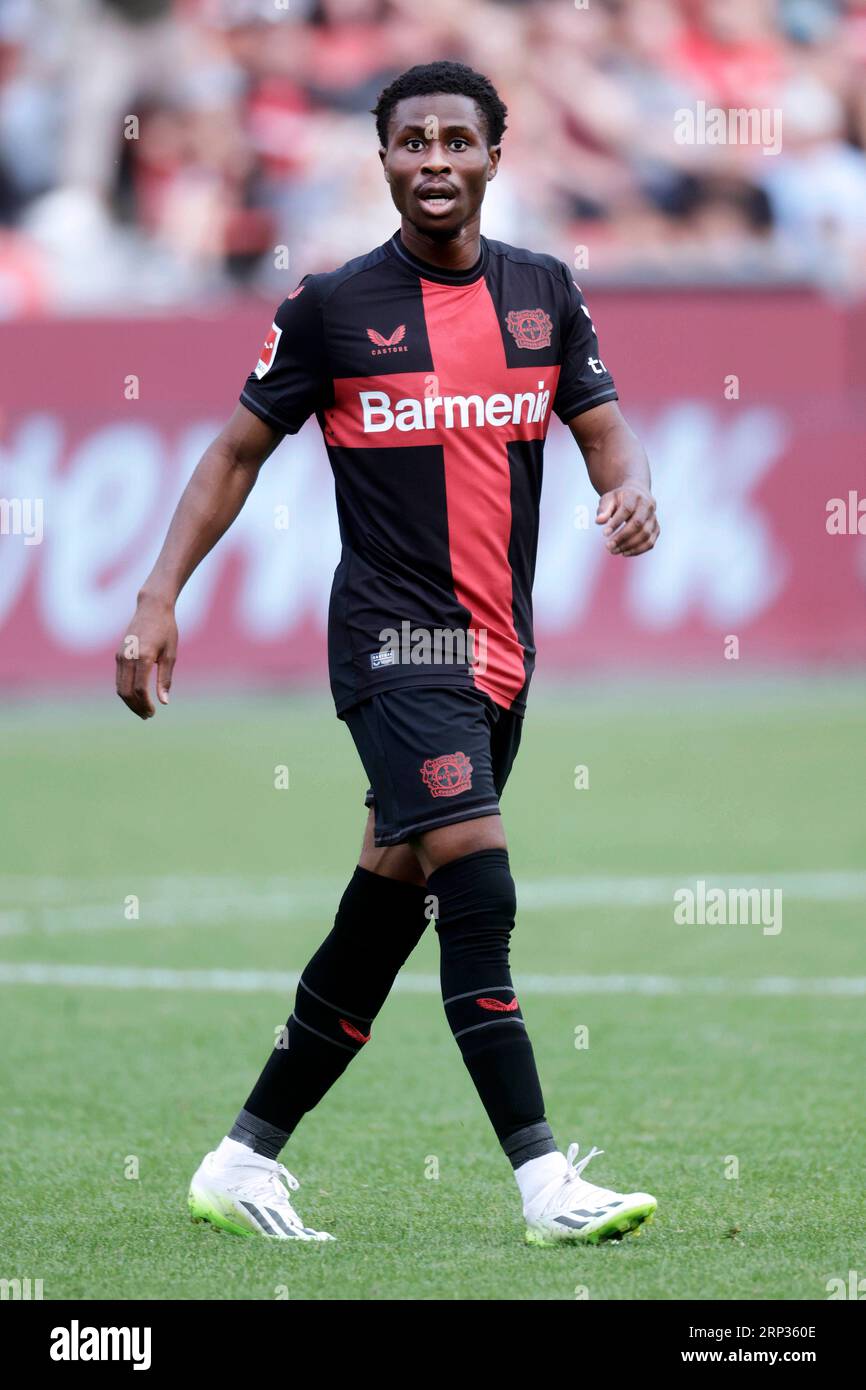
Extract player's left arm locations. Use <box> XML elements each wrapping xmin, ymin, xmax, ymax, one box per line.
<box><xmin>552</xmin><ymin>263</ymin><xmax>659</xmax><ymax>558</ymax></box>
<box><xmin>567</xmin><ymin>400</ymin><xmax>660</xmax><ymax>557</ymax></box>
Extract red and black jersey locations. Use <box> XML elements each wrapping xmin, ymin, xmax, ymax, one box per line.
<box><xmin>240</xmin><ymin>230</ymin><xmax>617</xmax><ymax>717</ymax></box>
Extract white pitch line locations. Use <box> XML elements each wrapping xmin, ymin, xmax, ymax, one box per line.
<box><xmin>1</xmin><ymin>871</ymin><xmax>864</xmax><ymax>939</ymax></box>
<box><xmin>518</xmin><ymin>871</ymin><xmax>866</xmax><ymax>908</ymax></box>
<box><xmin>0</xmin><ymin>962</ymin><xmax>864</xmax><ymax>997</ymax></box>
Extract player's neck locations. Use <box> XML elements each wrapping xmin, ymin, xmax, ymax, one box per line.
<box><xmin>397</xmin><ymin>220</ymin><xmax>483</xmax><ymax>273</ymax></box>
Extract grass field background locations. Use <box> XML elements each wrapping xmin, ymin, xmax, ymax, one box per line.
<box><xmin>1</xmin><ymin>676</ymin><xmax>864</xmax><ymax>1300</ymax></box>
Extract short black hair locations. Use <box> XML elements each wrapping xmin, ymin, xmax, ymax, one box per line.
<box><xmin>372</xmin><ymin>61</ymin><xmax>508</xmax><ymax>149</ymax></box>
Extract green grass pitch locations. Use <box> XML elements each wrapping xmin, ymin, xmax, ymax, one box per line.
<box><xmin>1</xmin><ymin>676</ymin><xmax>864</xmax><ymax>1300</ymax></box>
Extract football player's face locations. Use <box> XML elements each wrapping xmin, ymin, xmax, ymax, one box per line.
<box><xmin>380</xmin><ymin>94</ymin><xmax>499</xmax><ymax>236</ymax></box>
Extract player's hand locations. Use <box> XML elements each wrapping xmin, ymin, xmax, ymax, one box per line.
<box><xmin>596</xmin><ymin>484</ymin><xmax>659</xmax><ymax>557</ymax></box>
<box><xmin>115</xmin><ymin>595</ymin><xmax>178</xmax><ymax>720</ymax></box>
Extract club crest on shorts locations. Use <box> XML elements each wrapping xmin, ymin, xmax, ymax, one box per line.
<box><xmin>420</xmin><ymin>751</ymin><xmax>473</xmax><ymax>798</ymax></box>
<box><xmin>506</xmin><ymin>308</ymin><xmax>553</xmax><ymax>350</ymax></box>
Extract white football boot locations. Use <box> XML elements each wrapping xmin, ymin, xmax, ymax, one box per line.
<box><xmin>523</xmin><ymin>1143</ymin><xmax>657</xmax><ymax>1246</ymax></box>
<box><xmin>189</xmin><ymin>1143</ymin><xmax>334</xmax><ymax>1241</ymax></box>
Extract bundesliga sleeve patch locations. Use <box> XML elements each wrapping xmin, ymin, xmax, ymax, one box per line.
<box><xmin>254</xmin><ymin>322</ymin><xmax>282</xmax><ymax>379</ymax></box>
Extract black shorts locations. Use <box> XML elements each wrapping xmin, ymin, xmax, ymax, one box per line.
<box><xmin>342</xmin><ymin>685</ymin><xmax>523</xmax><ymax>847</ymax></box>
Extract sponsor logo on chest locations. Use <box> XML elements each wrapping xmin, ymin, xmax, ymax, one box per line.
<box><xmin>358</xmin><ymin>380</ymin><xmax>552</xmax><ymax>433</ymax></box>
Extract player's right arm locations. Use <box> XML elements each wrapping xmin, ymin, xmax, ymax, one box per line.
<box><xmin>115</xmin><ymin>403</ymin><xmax>282</xmax><ymax>720</ymax></box>
<box><xmin>117</xmin><ymin>278</ymin><xmax>328</xmax><ymax>719</ymax></box>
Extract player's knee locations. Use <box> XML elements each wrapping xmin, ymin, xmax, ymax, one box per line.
<box><xmin>427</xmin><ymin>847</ymin><xmax>516</xmax><ymax>938</ymax></box>
<box><xmin>415</xmin><ymin>813</ymin><xmax>507</xmax><ymax>878</ymax></box>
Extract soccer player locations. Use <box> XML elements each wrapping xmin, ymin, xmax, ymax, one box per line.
<box><xmin>116</xmin><ymin>62</ymin><xmax>660</xmax><ymax>1245</ymax></box>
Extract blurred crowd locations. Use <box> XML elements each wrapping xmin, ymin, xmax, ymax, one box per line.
<box><xmin>1</xmin><ymin>0</ymin><xmax>865</xmax><ymax>315</ymax></box>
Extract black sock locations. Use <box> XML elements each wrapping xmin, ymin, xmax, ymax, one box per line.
<box><xmin>428</xmin><ymin>847</ymin><xmax>557</xmax><ymax>1169</ymax></box>
<box><xmin>231</xmin><ymin>867</ymin><xmax>429</xmax><ymax>1157</ymax></box>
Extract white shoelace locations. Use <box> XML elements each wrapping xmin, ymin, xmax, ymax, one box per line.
<box><xmin>237</xmin><ymin>1161</ymin><xmax>301</xmax><ymax>1208</ymax></box>
<box><xmin>564</xmin><ymin>1142</ymin><xmax>605</xmax><ymax>1181</ymax></box>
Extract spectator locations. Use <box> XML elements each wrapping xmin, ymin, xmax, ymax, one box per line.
<box><xmin>0</xmin><ymin>0</ymin><xmax>863</xmax><ymax>312</ymax></box>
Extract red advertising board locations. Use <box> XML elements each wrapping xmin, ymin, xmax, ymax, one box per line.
<box><xmin>1</xmin><ymin>292</ymin><xmax>864</xmax><ymax>689</ymax></box>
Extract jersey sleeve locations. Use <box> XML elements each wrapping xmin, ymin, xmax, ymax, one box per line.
<box><xmin>239</xmin><ymin>278</ymin><xmax>330</xmax><ymax>435</ymax></box>
<box><xmin>553</xmin><ymin>266</ymin><xmax>618</xmax><ymax>424</ymax></box>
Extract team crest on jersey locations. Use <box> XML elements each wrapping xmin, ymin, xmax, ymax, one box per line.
<box><xmin>367</xmin><ymin>324</ymin><xmax>407</xmax><ymax>355</ymax></box>
<box><xmin>254</xmin><ymin>322</ymin><xmax>282</xmax><ymax>378</ymax></box>
<box><xmin>505</xmin><ymin>308</ymin><xmax>553</xmax><ymax>350</ymax></box>
<box><xmin>420</xmin><ymin>751</ymin><xmax>473</xmax><ymax>798</ymax></box>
